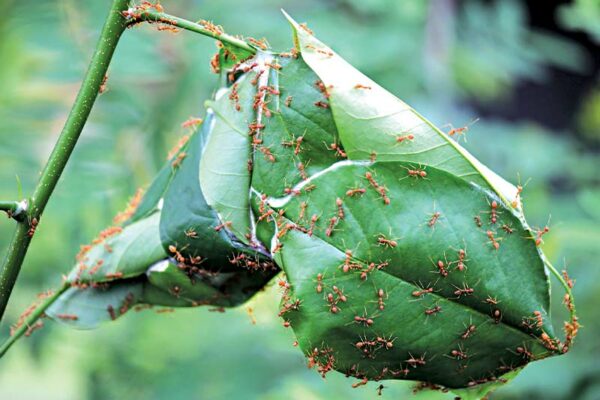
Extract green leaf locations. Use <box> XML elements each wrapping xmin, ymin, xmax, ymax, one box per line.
<box><xmin>257</xmin><ymin>161</ymin><xmax>555</xmax><ymax>388</ymax></box>
<box><xmin>128</xmin><ymin>160</ymin><xmax>178</xmax><ymax>225</ymax></box>
<box><xmin>67</xmin><ymin>212</ymin><xmax>166</xmax><ymax>283</ymax></box>
<box><xmin>145</xmin><ymin>259</ymin><xmax>276</xmax><ymax>307</ymax></box>
<box><xmin>199</xmin><ymin>65</ymin><xmax>258</xmax><ymax>243</ymax></box>
<box><xmin>282</xmin><ymin>11</ymin><xmax>520</xmax><ymax>210</ymax></box>
<box><xmin>451</xmin><ymin>368</ymin><xmax>522</xmax><ymax>399</ymax></box>
<box><xmin>218</xmin><ymin>41</ymin><xmax>254</xmax><ymax>71</ymax></box>
<box><xmin>160</xmin><ymin>112</ymin><xmax>269</xmax><ymax>270</ymax></box>
<box><xmin>46</xmin><ymin>281</ymin><xmax>143</xmax><ymax>329</ymax></box>
<box><xmin>250</xmin><ymin>55</ymin><xmax>341</xmax><ymax>197</ymax></box>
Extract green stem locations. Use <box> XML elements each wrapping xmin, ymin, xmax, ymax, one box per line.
<box><xmin>131</xmin><ymin>9</ymin><xmax>257</xmax><ymax>54</ymax></box>
<box><xmin>0</xmin><ymin>283</ymin><xmax>69</xmax><ymax>358</ymax></box>
<box><xmin>0</xmin><ymin>202</ymin><xmax>19</xmax><ymax>216</ymax></box>
<box><xmin>0</xmin><ymin>0</ymin><xmax>130</xmax><ymax>323</ymax></box>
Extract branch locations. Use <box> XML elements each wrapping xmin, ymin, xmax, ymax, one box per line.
<box><xmin>0</xmin><ymin>283</ymin><xmax>69</xmax><ymax>358</ymax></box>
<box><xmin>0</xmin><ymin>202</ymin><xmax>18</xmax><ymax>216</ymax></box>
<box><xmin>127</xmin><ymin>8</ymin><xmax>257</xmax><ymax>54</ymax></box>
<box><xmin>0</xmin><ymin>0</ymin><xmax>131</xmax><ymax>323</ymax></box>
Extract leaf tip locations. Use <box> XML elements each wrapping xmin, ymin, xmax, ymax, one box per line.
<box><xmin>280</xmin><ymin>9</ymin><xmax>298</xmax><ymax>26</ymax></box>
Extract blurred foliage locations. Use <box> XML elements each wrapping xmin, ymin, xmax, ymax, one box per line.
<box><xmin>559</xmin><ymin>0</ymin><xmax>600</xmax><ymax>44</ymax></box>
<box><xmin>577</xmin><ymin>86</ymin><xmax>600</xmax><ymax>144</ymax></box>
<box><xmin>451</xmin><ymin>0</ymin><xmax>589</xmax><ymax>101</ymax></box>
<box><xmin>0</xmin><ymin>0</ymin><xmax>598</xmax><ymax>399</ymax></box>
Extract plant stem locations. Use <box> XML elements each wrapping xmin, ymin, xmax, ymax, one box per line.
<box><xmin>0</xmin><ymin>202</ymin><xmax>18</xmax><ymax>216</ymax></box>
<box><xmin>0</xmin><ymin>0</ymin><xmax>130</xmax><ymax>323</ymax></box>
<box><xmin>543</xmin><ymin>257</ymin><xmax>577</xmax><ymax>320</ymax></box>
<box><xmin>0</xmin><ymin>283</ymin><xmax>70</xmax><ymax>358</ymax></box>
<box><xmin>131</xmin><ymin>9</ymin><xmax>257</xmax><ymax>54</ymax></box>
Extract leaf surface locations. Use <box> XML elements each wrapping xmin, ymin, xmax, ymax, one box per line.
<box><xmin>254</xmin><ymin>161</ymin><xmax>555</xmax><ymax>388</ymax></box>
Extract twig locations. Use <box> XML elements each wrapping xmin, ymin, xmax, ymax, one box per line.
<box><xmin>0</xmin><ymin>283</ymin><xmax>70</xmax><ymax>358</ymax></box>
<box><xmin>127</xmin><ymin>8</ymin><xmax>257</xmax><ymax>54</ymax></box>
<box><xmin>0</xmin><ymin>0</ymin><xmax>130</xmax><ymax>323</ymax></box>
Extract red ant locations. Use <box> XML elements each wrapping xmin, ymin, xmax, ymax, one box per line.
<box><xmin>326</xmin><ymin>142</ymin><xmax>347</xmax><ymax>158</ymax></box>
<box><xmin>502</xmin><ymin>223</ymin><xmax>514</xmax><ymax>234</ymax></box>
<box><xmin>181</xmin><ymin>116</ymin><xmax>202</xmax><ymax>129</ymax></box>
<box><xmin>326</xmin><ymin>292</ymin><xmax>340</xmax><ymax>314</ymax></box>
<box><xmin>282</xmin><ymin>135</ymin><xmax>304</xmax><ymax>156</ymax></box>
<box><xmin>336</xmin><ymin>198</ymin><xmax>345</xmax><ymax>219</ymax></box>
<box><xmin>461</xmin><ymin>323</ymin><xmax>476</xmax><ymax>340</ymax></box>
<box><xmin>534</xmin><ymin>226</ymin><xmax>550</xmax><ymax>246</ymax></box>
<box><xmin>184</xmin><ymin>228</ymin><xmax>198</xmax><ymax>239</ymax></box>
<box><xmin>406</xmin><ymin>168</ymin><xmax>427</xmax><ymax>179</ymax></box>
<box><xmin>425</xmin><ymin>304</ymin><xmax>442</xmax><ymax>315</ymax></box>
<box><xmin>403</xmin><ymin>166</ymin><xmax>427</xmax><ymax>179</ymax></box>
<box><xmin>351</xmin><ymin>377</ymin><xmax>369</xmax><ymax>388</ymax></box>
<box><xmin>376</xmin><ymin>233</ymin><xmax>398</xmax><ymax>248</ymax></box>
<box><xmin>273</xmin><ymin>242</ymin><xmax>283</xmax><ymax>253</ymax></box>
<box><xmin>515</xmin><ymin>345</ymin><xmax>534</xmax><ymax>361</ymax></box>
<box><xmin>412</xmin><ymin>283</ymin><xmax>434</xmax><ymax>298</ymax></box>
<box><xmin>298</xmin><ymin>201</ymin><xmax>308</xmax><ymax>222</ymax></box>
<box><xmin>396</xmin><ymin>133</ymin><xmax>414</xmax><ymax>144</ymax></box>
<box><xmin>376</xmin><ymin>334</ymin><xmax>396</xmax><ymax>349</ymax></box>
<box><xmin>346</xmin><ymin>187</ymin><xmax>366</xmax><ymax>197</ymax></box>
<box><xmin>428</xmin><ymin>211</ymin><xmax>441</xmax><ymax>228</ymax></box>
<box><xmin>307</xmin><ymin>214</ymin><xmax>319</xmax><ymax>236</ymax></box>
<box><xmin>354</xmin><ymin>312</ymin><xmax>375</xmax><ymax>327</ymax></box>
<box><xmin>562</xmin><ymin>269</ymin><xmax>574</xmax><ymax>289</ymax></box>
<box><xmin>540</xmin><ymin>332</ymin><xmax>558</xmax><ymax>351</ymax></box>
<box><xmin>405</xmin><ymin>353</ymin><xmax>427</xmax><ymax>367</ymax></box>
<box><xmin>283</xmin><ymin>187</ymin><xmax>301</xmax><ymax>196</ymax></box>
<box><xmin>489</xmin><ymin>200</ymin><xmax>500</xmax><ymax>224</ymax></box>
<box><xmin>492</xmin><ymin>308</ymin><xmax>502</xmax><ymax>323</ymax></box>
<box><xmin>365</xmin><ymin>172</ymin><xmax>390</xmax><ymax>205</ymax></box>
<box><xmin>430</xmin><ymin>257</ymin><xmax>449</xmax><ymax>277</ymax></box>
<box><xmin>315</xmin><ymin>273</ymin><xmax>323</xmax><ymax>293</ymax></box>
<box><xmin>258</xmin><ymin>209</ymin><xmax>274</xmax><ymax>222</ymax></box>
<box><xmin>314</xmin><ymin>80</ymin><xmax>330</xmax><ymax>98</ymax></box>
<box><xmin>305</xmin><ymin>44</ymin><xmax>334</xmax><ymax>57</ymax></box>
<box><xmin>354</xmin><ymin>84</ymin><xmax>372</xmax><ymax>90</ymax></box>
<box><xmin>248</xmin><ymin>121</ymin><xmax>265</xmax><ymax>135</ymax></box>
<box><xmin>107</xmin><ymin>305</ymin><xmax>117</xmax><ymax>320</ymax></box>
<box><xmin>484</xmin><ymin>295</ymin><xmax>500</xmax><ymax>306</ymax></box>
<box><xmin>444</xmin><ymin>118</ymin><xmax>479</xmax><ymax>142</ymax></box>
<box><xmin>326</xmin><ymin>216</ymin><xmax>338</xmax><ymax>237</ymax></box>
<box><xmin>377</xmin><ymin>288</ymin><xmax>386</xmax><ymax>310</ymax></box>
<box><xmin>511</xmin><ymin>175</ymin><xmax>530</xmax><ymax>208</ymax></box>
<box><xmin>28</xmin><ymin>217</ymin><xmax>39</xmax><ymax>238</ymax></box>
<box><xmin>105</xmin><ymin>272</ymin><xmax>123</xmax><ymax>280</ymax></box>
<box><xmin>454</xmin><ymin>248</ymin><xmax>468</xmax><ymax>271</ymax></box>
<box><xmin>332</xmin><ymin>285</ymin><xmax>347</xmax><ymax>302</ymax></box>
<box><xmin>359</xmin><ymin>261</ymin><xmax>388</xmax><ymax>280</ymax></box>
<box><xmin>486</xmin><ymin>230</ymin><xmax>500</xmax><ymax>250</ymax></box>
<box><xmin>258</xmin><ymin>146</ymin><xmax>276</xmax><ymax>162</ymax></box>
<box><xmin>297</xmin><ymin>162</ymin><xmax>308</xmax><ymax>180</ymax></box>
<box><xmin>214</xmin><ymin>221</ymin><xmax>232</xmax><ymax>232</ymax></box>
<box><xmin>449</xmin><ymin>344</ymin><xmax>469</xmax><ymax>360</ymax></box>
<box><xmin>339</xmin><ymin>250</ymin><xmax>357</xmax><ymax>273</ymax></box>
<box><xmin>453</xmin><ymin>283</ymin><xmax>474</xmax><ymax>298</ymax></box>
<box><xmin>533</xmin><ymin>310</ymin><xmax>544</xmax><ymax>328</ymax></box>
<box><xmin>229</xmin><ymin>253</ymin><xmax>246</xmax><ymax>265</ymax></box>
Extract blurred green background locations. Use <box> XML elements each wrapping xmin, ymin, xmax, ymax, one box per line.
<box><xmin>0</xmin><ymin>0</ymin><xmax>599</xmax><ymax>398</ymax></box>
